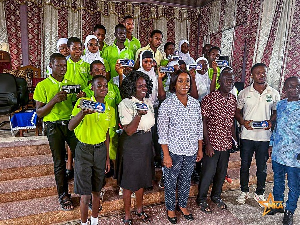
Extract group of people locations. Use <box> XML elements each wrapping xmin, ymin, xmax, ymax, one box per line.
<box><xmin>32</xmin><ymin>15</ymin><xmax>299</xmax><ymax>225</ymax></box>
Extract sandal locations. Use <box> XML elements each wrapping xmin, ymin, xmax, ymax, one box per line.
<box><xmin>122</xmin><ymin>218</ymin><xmax>133</xmax><ymax>225</ymax></box>
<box><xmin>88</xmin><ymin>198</ymin><xmax>102</xmax><ymax>212</ymax></box>
<box><xmin>198</xmin><ymin>201</ymin><xmax>212</xmax><ymax>214</ymax></box>
<box><xmin>211</xmin><ymin>196</ymin><xmax>227</xmax><ymax>210</ymax></box>
<box><xmin>59</xmin><ymin>194</ymin><xmax>74</xmax><ymax>211</ymax></box>
<box><xmin>135</xmin><ymin>211</ymin><xmax>150</xmax><ymax>222</ymax></box>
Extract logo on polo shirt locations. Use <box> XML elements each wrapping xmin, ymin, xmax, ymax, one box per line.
<box><xmin>266</xmin><ymin>94</ymin><xmax>273</xmax><ymax>102</ymax></box>
<box><xmin>123</xmin><ymin>53</ymin><xmax>129</xmax><ymax>58</ymax></box>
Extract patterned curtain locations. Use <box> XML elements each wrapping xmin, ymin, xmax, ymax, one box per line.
<box><xmin>283</xmin><ymin>0</ymin><xmax>300</xmax><ymax>86</ymax></box>
<box><xmin>139</xmin><ymin>4</ymin><xmax>154</xmax><ymax>47</ymax></box>
<box><xmin>0</xmin><ymin>0</ymin><xmax>8</xmax><ymax>51</ymax></box>
<box><xmin>188</xmin><ymin>9</ymin><xmax>199</xmax><ymax>59</ymax></box>
<box><xmin>43</xmin><ymin>4</ymin><xmax>58</xmax><ymax>75</ymax></box>
<box><xmin>27</xmin><ymin>1</ymin><xmax>43</xmax><ymax>68</ymax></box>
<box><xmin>5</xmin><ymin>0</ymin><xmax>22</xmax><ymax>69</ymax></box>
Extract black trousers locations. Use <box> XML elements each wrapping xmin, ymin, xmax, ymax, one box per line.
<box><xmin>45</xmin><ymin>121</ymin><xmax>78</xmax><ymax>198</ymax></box>
<box><xmin>240</xmin><ymin>139</ymin><xmax>269</xmax><ymax>195</ymax></box>
<box><xmin>197</xmin><ymin>150</ymin><xmax>230</xmax><ymax>202</ymax></box>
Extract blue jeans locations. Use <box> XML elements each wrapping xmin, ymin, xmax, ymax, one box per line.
<box><xmin>272</xmin><ymin>160</ymin><xmax>300</xmax><ymax>213</ymax></box>
<box><xmin>240</xmin><ymin>139</ymin><xmax>269</xmax><ymax>194</ymax></box>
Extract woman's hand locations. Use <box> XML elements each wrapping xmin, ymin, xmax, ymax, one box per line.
<box><xmin>137</xmin><ymin>109</ymin><xmax>148</xmax><ymax>117</ymax></box>
<box><xmin>243</xmin><ymin>120</ymin><xmax>253</xmax><ymax>130</ymax></box>
<box><xmin>163</xmin><ymin>154</ymin><xmax>173</xmax><ymax>168</ymax></box>
<box><xmin>196</xmin><ymin>149</ymin><xmax>203</xmax><ymax>162</ymax></box>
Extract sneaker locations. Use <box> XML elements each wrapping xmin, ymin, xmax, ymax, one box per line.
<box><xmin>254</xmin><ymin>193</ymin><xmax>266</xmax><ymax>207</ymax></box>
<box><xmin>159</xmin><ymin>176</ymin><xmax>164</xmax><ymax>189</ymax></box>
<box><xmin>119</xmin><ymin>187</ymin><xmax>123</xmax><ymax>196</ymax></box>
<box><xmin>236</xmin><ymin>191</ymin><xmax>249</xmax><ymax>204</ymax></box>
<box><xmin>283</xmin><ymin>210</ymin><xmax>293</xmax><ymax>225</ymax></box>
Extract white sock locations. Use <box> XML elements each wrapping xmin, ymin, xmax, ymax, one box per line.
<box><xmin>81</xmin><ymin>222</ymin><xmax>87</xmax><ymax>225</ymax></box>
<box><xmin>91</xmin><ymin>216</ymin><xmax>98</xmax><ymax>225</ymax></box>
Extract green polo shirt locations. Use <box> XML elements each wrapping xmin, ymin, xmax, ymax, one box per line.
<box><xmin>33</xmin><ymin>75</ymin><xmax>76</xmax><ymax>122</ymax></box>
<box><xmin>72</xmin><ymin>97</ymin><xmax>115</xmax><ymax>145</ymax></box>
<box><xmin>99</xmin><ymin>41</ymin><xmax>108</xmax><ymax>57</ymax></box>
<box><xmin>124</xmin><ymin>37</ymin><xmax>141</xmax><ymax>57</ymax></box>
<box><xmin>64</xmin><ymin>58</ymin><xmax>91</xmax><ymax>90</ymax></box>
<box><xmin>82</xmin><ymin>81</ymin><xmax>122</xmax><ymax>109</ymax></box>
<box><xmin>102</xmin><ymin>44</ymin><xmax>134</xmax><ymax>78</ymax></box>
<box><xmin>208</xmin><ymin>67</ymin><xmax>221</xmax><ymax>90</ymax></box>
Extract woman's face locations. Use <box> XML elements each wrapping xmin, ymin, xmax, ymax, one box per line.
<box><xmin>87</xmin><ymin>38</ymin><xmax>99</xmax><ymax>53</ymax></box>
<box><xmin>181</xmin><ymin>42</ymin><xmax>189</xmax><ymax>54</ymax></box>
<box><xmin>59</xmin><ymin>44</ymin><xmax>69</xmax><ymax>57</ymax></box>
<box><xmin>135</xmin><ymin>77</ymin><xmax>148</xmax><ymax>100</ymax></box>
<box><xmin>142</xmin><ymin>58</ymin><xmax>153</xmax><ymax>72</ymax></box>
<box><xmin>175</xmin><ymin>72</ymin><xmax>190</xmax><ymax>95</ymax></box>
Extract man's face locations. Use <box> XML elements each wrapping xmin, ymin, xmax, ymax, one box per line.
<box><xmin>91</xmin><ymin>63</ymin><xmax>107</xmax><ymax>79</ymax></box>
<box><xmin>219</xmin><ymin>70</ymin><xmax>234</xmax><ymax>93</ymax></box>
<box><xmin>115</xmin><ymin>27</ymin><xmax>127</xmax><ymax>43</ymax></box>
<box><xmin>203</xmin><ymin>44</ymin><xmax>212</xmax><ymax>59</ymax></box>
<box><xmin>252</xmin><ymin>66</ymin><xmax>267</xmax><ymax>85</ymax></box>
<box><xmin>150</xmin><ymin>33</ymin><xmax>162</xmax><ymax>49</ymax></box>
<box><xmin>285</xmin><ymin>78</ymin><xmax>300</xmax><ymax>99</ymax></box>
<box><xmin>50</xmin><ymin>58</ymin><xmax>67</xmax><ymax>81</ymax></box>
<box><xmin>208</xmin><ymin>49</ymin><xmax>220</xmax><ymax>63</ymax></box>
<box><xmin>92</xmin><ymin>77</ymin><xmax>108</xmax><ymax>98</ymax></box>
<box><xmin>165</xmin><ymin>44</ymin><xmax>175</xmax><ymax>57</ymax></box>
<box><xmin>94</xmin><ymin>28</ymin><xmax>106</xmax><ymax>43</ymax></box>
<box><xmin>123</xmin><ymin>18</ymin><xmax>134</xmax><ymax>34</ymax></box>
<box><xmin>68</xmin><ymin>42</ymin><xmax>82</xmax><ymax>60</ymax></box>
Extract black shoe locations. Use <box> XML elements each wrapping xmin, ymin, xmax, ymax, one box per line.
<box><xmin>167</xmin><ymin>211</ymin><xmax>177</xmax><ymax>224</ymax></box>
<box><xmin>266</xmin><ymin>207</ymin><xmax>285</xmax><ymax>215</ymax></box>
<box><xmin>283</xmin><ymin>210</ymin><xmax>293</xmax><ymax>225</ymax></box>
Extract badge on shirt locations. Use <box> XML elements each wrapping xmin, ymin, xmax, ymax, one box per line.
<box><xmin>266</xmin><ymin>94</ymin><xmax>273</xmax><ymax>102</ymax></box>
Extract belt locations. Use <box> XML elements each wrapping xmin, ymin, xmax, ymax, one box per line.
<box><xmin>135</xmin><ymin>130</ymin><xmax>151</xmax><ymax>134</ymax></box>
<box><xmin>45</xmin><ymin>120</ymin><xmax>69</xmax><ymax>126</ymax></box>
<box><xmin>79</xmin><ymin>141</ymin><xmax>105</xmax><ymax>148</ymax></box>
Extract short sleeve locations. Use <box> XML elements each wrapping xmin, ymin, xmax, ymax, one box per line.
<box><xmin>33</xmin><ymin>82</ymin><xmax>47</xmax><ymax>104</ymax></box>
<box><xmin>272</xmin><ymin>90</ymin><xmax>281</xmax><ymax>110</ymax></box>
<box><xmin>237</xmin><ymin>90</ymin><xmax>245</xmax><ymax>109</ymax></box>
<box><xmin>157</xmin><ymin>100</ymin><xmax>170</xmax><ymax>145</ymax></box>
<box><xmin>118</xmin><ymin>100</ymin><xmax>134</xmax><ymax>126</ymax></box>
<box><xmin>72</xmin><ymin>98</ymin><xmax>82</xmax><ymax>117</ymax></box>
<box><xmin>109</xmin><ymin>106</ymin><xmax>116</xmax><ymax>128</ymax></box>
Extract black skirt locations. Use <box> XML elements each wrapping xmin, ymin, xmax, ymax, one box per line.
<box><xmin>116</xmin><ymin>131</ymin><xmax>153</xmax><ymax>192</ymax></box>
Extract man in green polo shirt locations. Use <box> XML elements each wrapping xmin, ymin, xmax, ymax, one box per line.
<box><xmin>122</xmin><ymin>15</ymin><xmax>141</xmax><ymax>56</ymax></box>
<box><xmin>82</xmin><ymin>60</ymin><xmax>121</xmax><ymax>162</ymax></box>
<box><xmin>102</xmin><ymin>24</ymin><xmax>134</xmax><ymax>79</ymax></box>
<box><xmin>93</xmin><ymin>24</ymin><xmax>108</xmax><ymax>57</ymax></box>
<box><xmin>208</xmin><ymin>46</ymin><xmax>221</xmax><ymax>91</ymax></box>
<box><xmin>68</xmin><ymin>75</ymin><xmax>115</xmax><ymax>225</ymax></box>
<box><xmin>34</xmin><ymin>53</ymin><xmax>78</xmax><ymax>211</ymax></box>
<box><xmin>64</xmin><ymin>37</ymin><xmax>91</xmax><ymax>90</ymax></box>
